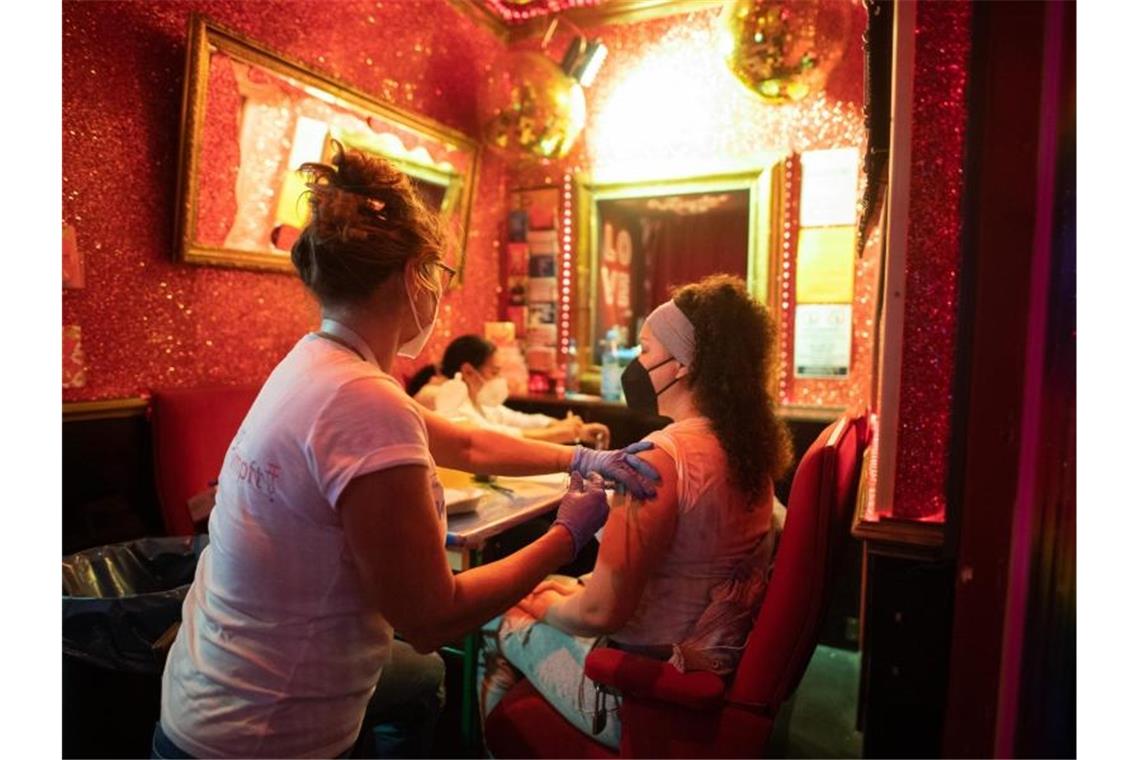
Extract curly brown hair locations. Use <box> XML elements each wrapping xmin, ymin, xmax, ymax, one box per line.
<box><xmin>291</xmin><ymin>142</ymin><xmax>446</xmax><ymax>306</ymax></box>
<box><xmin>672</xmin><ymin>274</ymin><xmax>793</xmax><ymax>503</ymax></box>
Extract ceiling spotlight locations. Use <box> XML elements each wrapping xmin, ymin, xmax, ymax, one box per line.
<box><xmin>543</xmin><ymin>16</ymin><xmax>608</xmax><ymax>88</ymax></box>
<box><xmin>561</xmin><ymin>36</ymin><xmax>608</xmax><ymax>87</ymax></box>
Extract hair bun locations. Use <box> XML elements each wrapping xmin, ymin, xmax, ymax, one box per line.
<box><xmin>289</xmin><ymin>143</ymin><xmax>447</xmax><ymax>306</ymax></box>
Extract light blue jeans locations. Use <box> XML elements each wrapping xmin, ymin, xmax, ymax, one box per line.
<box><xmin>479</xmin><ymin>610</ymin><xmax>622</xmax><ymax>750</ymax></box>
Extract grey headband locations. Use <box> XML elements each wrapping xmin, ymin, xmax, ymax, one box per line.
<box><xmin>644</xmin><ymin>300</ymin><xmax>696</xmax><ymax>366</ymax></box>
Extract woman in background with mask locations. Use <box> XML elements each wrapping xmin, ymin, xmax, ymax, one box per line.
<box><xmin>479</xmin><ymin>275</ymin><xmax>793</xmax><ymax>749</ymax></box>
<box><xmin>156</xmin><ymin>146</ymin><xmax>658</xmax><ymax>760</ymax></box>
<box><xmin>410</xmin><ymin>335</ymin><xmax>611</xmax><ymax>447</ymax></box>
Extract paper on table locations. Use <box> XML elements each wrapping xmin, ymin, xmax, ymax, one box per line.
<box><xmin>444</xmin><ymin>487</ymin><xmax>483</xmax><ymax>515</ymax></box>
<box><xmin>520</xmin><ymin>472</ymin><xmax>571</xmax><ymax>488</ymax></box>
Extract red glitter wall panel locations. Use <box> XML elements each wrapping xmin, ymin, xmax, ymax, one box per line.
<box><xmin>892</xmin><ymin>0</ymin><xmax>972</xmax><ymax>519</ymax></box>
<box><xmin>62</xmin><ymin>1</ymin><xmax>507</xmax><ymax>401</ymax></box>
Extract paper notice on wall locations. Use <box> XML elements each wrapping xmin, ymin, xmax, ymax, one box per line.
<box><xmin>63</xmin><ymin>324</ymin><xmax>87</xmax><ymax>389</ymax></box>
<box><xmin>597</xmin><ymin>220</ymin><xmax>633</xmax><ymax>335</ymax></box>
<box><xmin>794</xmin><ymin>304</ymin><xmax>851</xmax><ymax>378</ymax></box>
<box><xmin>799</xmin><ymin>148</ymin><xmax>859</xmax><ymax>228</ymax></box>
<box><xmin>63</xmin><ymin>224</ymin><xmax>84</xmax><ymax>289</ymax></box>
<box><xmin>528</xmin><ymin>254</ymin><xmax>556</xmax><ymax>278</ymax></box>
<box><xmin>527</xmin><ymin>305</ymin><xmax>557</xmax><ymax>328</ymax></box>
<box><xmin>526</xmin><ymin>229</ymin><xmax>558</xmax><ymax>253</ymax></box>
<box><xmin>527</xmin><ymin>277</ymin><xmax>557</xmax><ymax>302</ymax></box>
<box><xmin>526</xmin><ymin>324</ymin><xmax>558</xmax><ymax>346</ymax></box>
<box><xmin>796</xmin><ymin>226</ymin><xmax>856</xmax><ymax>303</ymax></box>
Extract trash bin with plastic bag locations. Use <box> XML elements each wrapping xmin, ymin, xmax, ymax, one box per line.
<box><xmin>62</xmin><ymin>535</ymin><xmax>208</xmax><ymax>758</ymax></box>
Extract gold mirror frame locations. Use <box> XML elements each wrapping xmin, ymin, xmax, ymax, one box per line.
<box><xmin>572</xmin><ymin>164</ymin><xmax>782</xmax><ymax>388</ymax></box>
<box><xmin>174</xmin><ymin>15</ymin><xmax>480</xmax><ymax>276</ymax></box>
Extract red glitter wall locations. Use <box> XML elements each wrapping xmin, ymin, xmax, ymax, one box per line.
<box><xmin>892</xmin><ymin>0</ymin><xmax>972</xmax><ymax>519</ymax></box>
<box><xmin>62</xmin><ymin>0</ymin><xmax>508</xmax><ymax>402</ymax></box>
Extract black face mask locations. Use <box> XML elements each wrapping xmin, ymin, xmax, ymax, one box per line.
<box><xmin>621</xmin><ymin>357</ymin><xmax>679</xmax><ymax>416</ymax></box>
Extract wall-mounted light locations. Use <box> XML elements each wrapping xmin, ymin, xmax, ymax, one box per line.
<box><xmin>543</xmin><ymin>17</ymin><xmax>608</xmax><ymax>88</ymax></box>
<box><xmin>562</xmin><ymin>36</ymin><xmax>608</xmax><ymax>87</ymax></box>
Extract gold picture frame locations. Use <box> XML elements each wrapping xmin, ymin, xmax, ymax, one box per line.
<box><xmin>572</xmin><ymin>165</ymin><xmax>783</xmax><ymax>386</ymax></box>
<box><xmin>174</xmin><ymin>14</ymin><xmax>480</xmax><ymax>276</ymax></box>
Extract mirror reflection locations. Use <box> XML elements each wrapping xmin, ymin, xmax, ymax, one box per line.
<box><xmin>592</xmin><ymin>189</ymin><xmax>751</xmax><ymax>351</ymax></box>
<box><xmin>176</xmin><ymin>17</ymin><xmax>479</xmax><ymax>273</ymax></box>
<box><xmin>574</xmin><ymin>168</ymin><xmax>777</xmax><ymax>373</ymax></box>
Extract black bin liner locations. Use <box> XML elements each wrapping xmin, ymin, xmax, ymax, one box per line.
<box><xmin>63</xmin><ymin>535</ymin><xmax>209</xmax><ymax>674</ymax></box>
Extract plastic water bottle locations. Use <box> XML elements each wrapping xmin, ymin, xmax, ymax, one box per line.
<box><xmin>565</xmin><ymin>339</ymin><xmax>580</xmax><ymax>394</ymax></box>
<box><xmin>600</xmin><ymin>328</ymin><xmax>622</xmax><ymax>402</ymax></box>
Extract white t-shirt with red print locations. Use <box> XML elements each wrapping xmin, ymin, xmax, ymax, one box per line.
<box><xmin>161</xmin><ymin>330</ymin><xmax>444</xmax><ymax>759</ymax></box>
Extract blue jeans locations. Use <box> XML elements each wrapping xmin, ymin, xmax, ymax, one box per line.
<box><xmin>353</xmin><ymin>641</ymin><xmax>446</xmax><ymax>758</ymax></box>
<box><xmin>153</xmin><ymin>641</ymin><xmax>445</xmax><ymax>758</ymax></box>
<box><xmin>150</xmin><ymin>723</ymin><xmax>194</xmax><ymax>759</ymax></box>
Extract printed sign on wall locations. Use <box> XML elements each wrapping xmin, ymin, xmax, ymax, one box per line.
<box><xmin>796</xmin><ymin>226</ymin><xmax>856</xmax><ymax>303</ymax></box>
<box><xmin>63</xmin><ymin>224</ymin><xmax>85</xmax><ymax>289</ymax></box>
<box><xmin>798</xmin><ymin>148</ymin><xmax>860</xmax><ymax>228</ymax></box>
<box><xmin>597</xmin><ymin>220</ymin><xmax>634</xmax><ymax>340</ymax></box>
<box><xmin>794</xmin><ymin>304</ymin><xmax>852</xmax><ymax>378</ymax></box>
<box><xmin>63</xmin><ymin>325</ymin><xmax>87</xmax><ymax>389</ymax></box>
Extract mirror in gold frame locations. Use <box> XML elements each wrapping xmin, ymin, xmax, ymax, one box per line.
<box><xmin>174</xmin><ymin>15</ymin><xmax>479</xmax><ymax>276</ymax></box>
<box><xmin>572</xmin><ymin>165</ymin><xmax>783</xmax><ymax>386</ymax></box>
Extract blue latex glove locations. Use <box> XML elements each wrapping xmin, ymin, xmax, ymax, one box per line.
<box><xmin>570</xmin><ymin>441</ymin><xmax>661</xmax><ymax>500</ymax></box>
<box><xmin>553</xmin><ymin>472</ymin><xmax>609</xmax><ymax>558</ymax></box>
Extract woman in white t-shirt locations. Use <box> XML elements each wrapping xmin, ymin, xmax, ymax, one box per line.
<box><xmin>156</xmin><ymin>145</ymin><xmax>659</xmax><ymax>759</ymax></box>
<box><xmin>409</xmin><ymin>335</ymin><xmax>611</xmax><ymax>447</ymax></box>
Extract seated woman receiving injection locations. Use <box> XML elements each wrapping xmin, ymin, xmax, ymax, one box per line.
<box><xmin>409</xmin><ymin>334</ymin><xmax>610</xmax><ymax>447</ymax></box>
<box><xmin>479</xmin><ymin>275</ymin><xmax>794</xmax><ymax>749</ymax></box>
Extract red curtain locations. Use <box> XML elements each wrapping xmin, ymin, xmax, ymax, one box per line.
<box><xmin>641</xmin><ymin>207</ymin><xmax>750</xmax><ymax>308</ymax></box>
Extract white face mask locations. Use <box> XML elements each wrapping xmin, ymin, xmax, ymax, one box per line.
<box><xmin>397</xmin><ymin>275</ymin><xmax>439</xmax><ymax>359</ymax></box>
<box><xmin>434</xmin><ymin>374</ymin><xmax>469</xmax><ymax>415</ymax></box>
<box><xmin>476</xmin><ymin>375</ymin><xmax>510</xmax><ymax>408</ymax></box>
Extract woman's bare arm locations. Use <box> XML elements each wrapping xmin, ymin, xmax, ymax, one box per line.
<box><xmin>543</xmin><ymin>448</ymin><xmax>679</xmax><ymax>637</ymax></box>
<box><xmin>421</xmin><ymin>406</ymin><xmax>573</xmax><ymax>475</ymax></box>
<box><xmin>340</xmin><ymin>463</ymin><xmax>574</xmax><ymax>653</ymax></box>
<box><xmin>521</xmin><ymin>420</ymin><xmax>580</xmax><ymax>444</ymax></box>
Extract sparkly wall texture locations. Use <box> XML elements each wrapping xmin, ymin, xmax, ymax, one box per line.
<box><xmin>891</xmin><ymin>0</ymin><xmax>972</xmax><ymax>519</ymax></box>
<box><xmin>509</xmin><ymin>3</ymin><xmax>866</xmax><ymax>183</ymax></box>
<box><xmin>507</xmin><ymin>3</ymin><xmax>873</xmax><ymax>410</ymax></box>
<box><xmin>62</xmin><ymin>1</ymin><xmax>508</xmax><ymax>402</ymax></box>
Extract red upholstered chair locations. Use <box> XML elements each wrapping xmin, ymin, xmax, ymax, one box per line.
<box><xmin>150</xmin><ymin>386</ymin><xmax>260</xmax><ymax>536</ymax></box>
<box><xmin>484</xmin><ymin>412</ymin><xmax>870</xmax><ymax>758</ymax></box>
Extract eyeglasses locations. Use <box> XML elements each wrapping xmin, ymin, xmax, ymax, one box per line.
<box><xmin>436</xmin><ymin>261</ymin><xmax>458</xmax><ymax>291</ymax></box>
